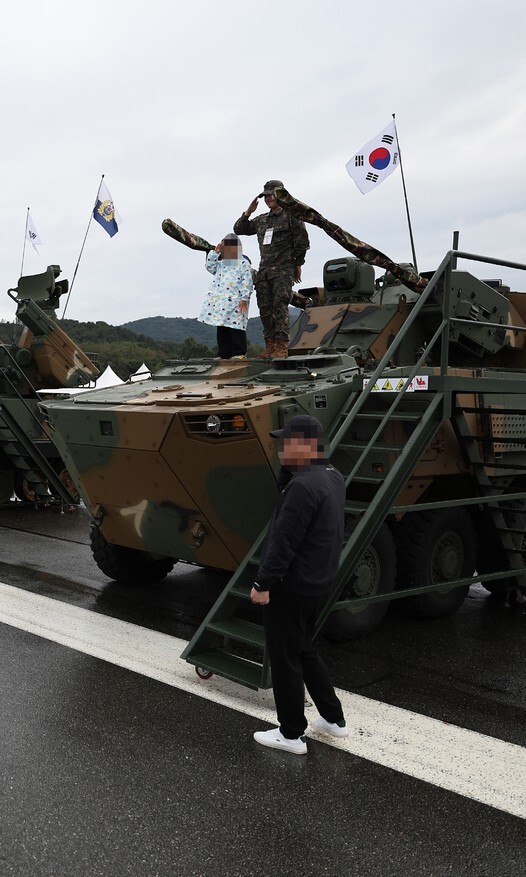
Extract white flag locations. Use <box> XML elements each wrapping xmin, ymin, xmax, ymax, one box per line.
<box><xmin>346</xmin><ymin>121</ymin><xmax>400</xmax><ymax>194</ymax></box>
<box><xmin>26</xmin><ymin>212</ymin><xmax>42</xmax><ymax>253</ymax></box>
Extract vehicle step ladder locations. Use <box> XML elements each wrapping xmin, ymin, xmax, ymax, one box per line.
<box><xmin>182</xmin><ymin>387</ymin><xmax>447</xmax><ymax>687</ymax></box>
<box><xmin>0</xmin><ymin>404</ymin><xmax>76</xmax><ymax>505</ymax></box>
<box><xmin>181</xmin><ymin>529</ymin><xmax>272</xmax><ymax>689</ymax></box>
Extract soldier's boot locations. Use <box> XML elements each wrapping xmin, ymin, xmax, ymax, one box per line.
<box><xmin>255</xmin><ymin>339</ymin><xmax>276</xmax><ymax>359</ymax></box>
<box><xmin>272</xmin><ymin>340</ymin><xmax>289</xmax><ymax>359</ymax></box>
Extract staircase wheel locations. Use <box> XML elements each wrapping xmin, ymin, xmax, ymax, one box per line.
<box><xmin>476</xmin><ymin>500</ymin><xmax>526</xmax><ymax>600</ymax></box>
<box><xmin>195</xmin><ymin>667</ymin><xmax>214</xmax><ymax>680</ymax></box>
<box><xmin>393</xmin><ymin>508</ymin><xmax>476</xmax><ymax>618</ymax></box>
<box><xmin>323</xmin><ymin>523</ymin><xmax>397</xmax><ymax>641</ymax></box>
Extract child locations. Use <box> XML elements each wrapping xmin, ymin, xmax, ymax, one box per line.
<box><xmin>197</xmin><ymin>233</ymin><xmax>253</xmax><ymax>359</ymax></box>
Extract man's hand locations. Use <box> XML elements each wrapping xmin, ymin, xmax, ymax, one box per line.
<box><xmin>215</xmin><ymin>242</ymin><xmax>223</xmax><ymax>254</ymax></box>
<box><xmin>245</xmin><ymin>197</ymin><xmax>259</xmax><ymax>217</ymax></box>
<box><xmin>250</xmin><ymin>586</ymin><xmax>270</xmax><ymax>605</ymax></box>
<box><xmin>239</xmin><ymin>300</ymin><xmax>248</xmax><ymax>313</ymax></box>
<box><xmin>293</xmin><ymin>265</ymin><xmax>302</xmax><ymax>284</ymax></box>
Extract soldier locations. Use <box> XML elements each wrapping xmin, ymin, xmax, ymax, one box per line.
<box><xmin>233</xmin><ymin>180</ymin><xmax>310</xmax><ymax>358</ymax></box>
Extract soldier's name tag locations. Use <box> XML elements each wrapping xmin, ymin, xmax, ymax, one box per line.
<box><xmin>263</xmin><ymin>228</ymin><xmax>274</xmax><ymax>245</ymax></box>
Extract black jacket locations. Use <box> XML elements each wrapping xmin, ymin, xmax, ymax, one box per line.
<box><xmin>256</xmin><ymin>460</ymin><xmax>345</xmax><ymax>596</ymax></box>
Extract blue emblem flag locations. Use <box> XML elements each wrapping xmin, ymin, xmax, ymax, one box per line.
<box><xmin>346</xmin><ymin>121</ymin><xmax>400</xmax><ymax>194</ymax></box>
<box><xmin>93</xmin><ymin>181</ymin><xmax>121</xmax><ymax>237</ymax></box>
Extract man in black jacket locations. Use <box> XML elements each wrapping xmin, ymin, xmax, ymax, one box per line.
<box><xmin>251</xmin><ymin>415</ymin><xmax>347</xmax><ymax>754</ymax></box>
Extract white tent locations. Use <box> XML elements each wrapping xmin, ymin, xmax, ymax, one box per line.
<box><xmin>95</xmin><ymin>365</ymin><xmax>124</xmax><ymax>388</ymax></box>
<box><xmin>130</xmin><ymin>362</ymin><xmax>152</xmax><ymax>382</ymax></box>
<box><xmin>38</xmin><ymin>364</ymin><xmax>124</xmax><ymax>397</ymax></box>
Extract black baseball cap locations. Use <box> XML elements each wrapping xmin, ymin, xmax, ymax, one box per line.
<box><xmin>270</xmin><ymin>414</ymin><xmax>327</xmax><ymax>441</ymax></box>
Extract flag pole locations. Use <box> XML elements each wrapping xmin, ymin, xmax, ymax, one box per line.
<box><xmin>20</xmin><ymin>207</ymin><xmax>30</xmax><ymax>277</ymax></box>
<box><xmin>392</xmin><ymin>113</ymin><xmax>418</xmax><ymax>272</ymax></box>
<box><xmin>61</xmin><ymin>174</ymin><xmax>105</xmax><ymax>319</ymax></box>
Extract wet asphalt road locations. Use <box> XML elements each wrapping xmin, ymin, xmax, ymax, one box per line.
<box><xmin>0</xmin><ymin>501</ymin><xmax>525</xmax><ymax>877</ymax></box>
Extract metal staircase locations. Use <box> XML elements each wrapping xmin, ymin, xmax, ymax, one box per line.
<box><xmin>182</xmin><ymin>385</ymin><xmax>448</xmax><ymax>685</ymax></box>
<box><xmin>182</xmin><ymin>248</ymin><xmax>526</xmax><ymax>687</ymax></box>
<box><xmin>0</xmin><ymin>398</ymin><xmax>77</xmax><ymax>506</ymax></box>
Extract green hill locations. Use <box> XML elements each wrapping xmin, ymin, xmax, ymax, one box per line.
<box><xmin>121</xmin><ymin>315</ymin><xmax>265</xmax><ymax>347</ymax></box>
<box><xmin>1</xmin><ymin>308</ymin><xmax>302</xmax><ymax>382</ymax></box>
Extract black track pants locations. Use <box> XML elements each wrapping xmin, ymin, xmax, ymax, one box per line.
<box><xmin>263</xmin><ymin>591</ymin><xmax>344</xmax><ymax>739</ymax></box>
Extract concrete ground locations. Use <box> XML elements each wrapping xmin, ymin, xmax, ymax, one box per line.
<box><xmin>0</xmin><ymin>502</ymin><xmax>525</xmax><ymax>877</ymax></box>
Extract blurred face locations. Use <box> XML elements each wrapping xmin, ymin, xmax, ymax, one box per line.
<box><xmin>264</xmin><ymin>193</ymin><xmax>278</xmax><ymax>211</ymax></box>
<box><xmin>278</xmin><ymin>435</ymin><xmax>320</xmax><ymax>469</ymax></box>
<box><xmin>222</xmin><ymin>240</ymin><xmax>241</xmax><ymax>260</ymax></box>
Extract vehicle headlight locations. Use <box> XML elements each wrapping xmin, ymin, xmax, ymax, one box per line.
<box><xmin>206</xmin><ymin>415</ymin><xmax>222</xmax><ymax>434</ymax></box>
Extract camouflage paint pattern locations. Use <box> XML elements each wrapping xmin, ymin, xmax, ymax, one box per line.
<box><xmin>272</xmin><ymin>185</ymin><xmax>428</xmax><ymax>294</ymax></box>
<box><xmin>39</xmin><ymin>229</ymin><xmax>526</xmax><ymax>599</ymax></box>
<box><xmin>161</xmin><ymin>219</ymin><xmax>214</xmax><ymax>253</ymax></box>
<box><xmin>0</xmin><ymin>265</ymin><xmax>100</xmax><ymax>504</ymax></box>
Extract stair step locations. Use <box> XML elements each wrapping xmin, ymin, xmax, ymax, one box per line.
<box><xmin>494</xmin><ymin>526</ymin><xmax>526</xmax><ymax>536</ymax></box>
<box><xmin>354</xmin><ymin>412</ymin><xmax>422</xmax><ymax>422</ymax></box>
<box><xmin>340</xmin><ymin>441</ymin><xmax>404</xmax><ymax>453</ymax></box>
<box><xmin>345</xmin><ymin>501</ymin><xmax>368</xmax><ymax>513</ymax></box>
<box><xmin>229</xmin><ymin>583</ymin><xmax>253</xmax><ymax>599</ymax></box>
<box><xmin>471</xmin><ymin>460</ymin><xmax>526</xmax><ymax>471</ymax></box>
<box><xmin>1</xmin><ymin>443</ymin><xmax>18</xmax><ymax>455</ymax></box>
<box><xmin>350</xmin><ymin>475</ymin><xmax>386</xmax><ymax>484</ymax></box>
<box><xmin>206</xmin><ymin>618</ymin><xmax>265</xmax><ymax>648</ymax></box>
<box><xmin>186</xmin><ymin>651</ymin><xmax>266</xmax><ymax>690</ymax></box>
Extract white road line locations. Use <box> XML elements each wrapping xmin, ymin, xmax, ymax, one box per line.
<box><xmin>0</xmin><ymin>580</ymin><xmax>525</xmax><ymax>819</ymax></box>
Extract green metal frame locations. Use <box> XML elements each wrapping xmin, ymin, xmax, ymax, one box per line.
<box><xmin>0</xmin><ymin>348</ymin><xmax>79</xmax><ymax>505</ymax></box>
<box><xmin>183</xmin><ymin>247</ymin><xmax>526</xmax><ymax>687</ymax></box>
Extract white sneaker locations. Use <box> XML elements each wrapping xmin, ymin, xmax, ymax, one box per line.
<box><xmin>253</xmin><ymin>727</ymin><xmax>307</xmax><ymax>755</ymax></box>
<box><xmin>311</xmin><ymin>716</ymin><xmax>348</xmax><ymax>738</ymax></box>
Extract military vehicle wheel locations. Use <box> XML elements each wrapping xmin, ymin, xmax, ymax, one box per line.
<box><xmin>476</xmin><ymin>500</ymin><xmax>526</xmax><ymax>600</ymax></box>
<box><xmin>394</xmin><ymin>508</ymin><xmax>476</xmax><ymax>618</ymax></box>
<box><xmin>90</xmin><ymin>525</ymin><xmax>175</xmax><ymax>584</ymax></box>
<box><xmin>323</xmin><ymin>524</ymin><xmax>396</xmax><ymax>641</ymax></box>
<box><xmin>0</xmin><ymin>467</ymin><xmax>15</xmax><ymax>504</ymax></box>
<box><xmin>14</xmin><ymin>471</ymin><xmax>49</xmax><ymax>503</ymax></box>
<box><xmin>50</xmin><ymin>465</ymin><xmax>79</xmax><ymax>501</ymax></box>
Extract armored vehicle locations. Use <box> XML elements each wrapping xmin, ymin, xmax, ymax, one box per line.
<box><xmin>0</xmin><ymin>265</ymin><xmax>99</xmax><ymax>506</ymax></box>
<box><xmin>41</xmin><ymin>188</ymin><xmax>526</xmax><ymax>690</ymax></box>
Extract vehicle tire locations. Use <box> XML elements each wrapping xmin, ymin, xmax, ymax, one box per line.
<box><xmin>394</xmin><ymin>508</ymin><xmax>476</xmax><ymax>618</ymax></box>
<box><xmin>476</xmin><ymin>500</ymin><xmax>526</xmax><ymax>600</ymax></box>
<box><xmin>90</xmin><ymin>524</ymin><xmax>175</xmax><ymax>584</ymax></box>
<box><xmin>49</xmin><ymin>459</ymin><xmax>80</xmax><ymax>501</ymax></box>
<box><xmin>14</xmin><ymin>471</ymin><xmax>49</xmax><ymax>502</ymax></box>
<box><xmin>323</xmin><ymin>523</ymin><xmax>397</xmax><ymax>641</ymax></box>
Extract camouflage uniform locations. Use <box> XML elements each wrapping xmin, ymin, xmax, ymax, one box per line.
<box><xmin>234</xmin><ymin>198</ymin><xmax>309</xmax><ymax>343</ymax></box>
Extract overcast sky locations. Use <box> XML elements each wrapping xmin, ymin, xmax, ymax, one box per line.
<box><xmin>1</xmin><ymin>0</ymin><xmax>525</xmax><ymax>326</ymax></box>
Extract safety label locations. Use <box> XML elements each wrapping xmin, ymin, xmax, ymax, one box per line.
<box><xmin>363</xmin><ymin>375</ymin><xmax>429</xmax><ymax>393</ymax></box>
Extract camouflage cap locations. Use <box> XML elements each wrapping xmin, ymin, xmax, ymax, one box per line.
<box><xmin>259</xmin><ymin>180</ymin><xmax>284</xmax><ymax>197</ymax></box>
